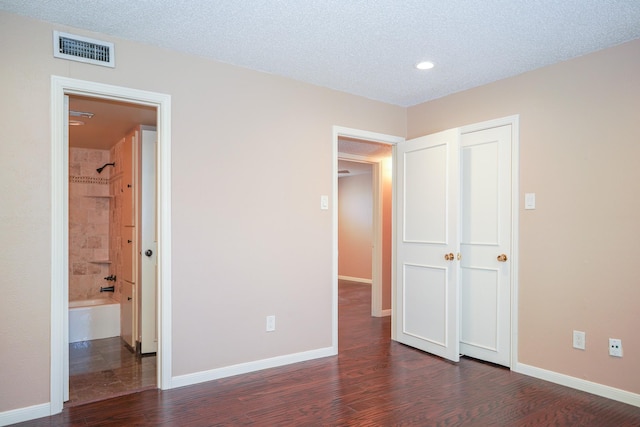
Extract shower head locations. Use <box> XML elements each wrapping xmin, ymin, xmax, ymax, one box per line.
<box><xmin>96</xmin><ymin>162</ymin><xmax>115</xmax><ymax>174</ymax></box>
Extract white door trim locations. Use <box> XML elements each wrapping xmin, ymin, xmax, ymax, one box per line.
<box><xmin>50</xmin><ymin>76</ymin><xmax>173</xmax><ymax>415</ymax></box>
<box><xmin>332</xmin><ymin>126</ymin><xmax>404</xmax><ymax>348</ymax></box>
<box><xmin>460</xmin><ymin>115</ymin><xmax>519</xmax><ymax>368</ymax></box>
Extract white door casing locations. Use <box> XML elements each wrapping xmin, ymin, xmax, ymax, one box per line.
<box><xmin>394</xmin><ymin>128</ymin><xmax>460</xmax><ymax>362</ymax></box>
<box><xmin>62</xmin><ymin>95</ymin><xmax>70</xmax><ymax>402</ymax></box>
<box><xmin>459</xmin><ymin>124</ymin><xmax>513</xmax><ymax>366</ymax></box>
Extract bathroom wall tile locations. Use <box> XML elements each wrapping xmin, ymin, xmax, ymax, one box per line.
<box><xmin>72</xmin><ymin>262</ymin><xmax>88</xmax><ymax>275</ymax></box>
<box><xmin>69</xmin><ymin>206</ymin><xmax>88</xmax><ymax>224</ymax></box>
<box><xmin>69</xmin><ymin>246</ymin><xmax>83</xmax><ymax>260</ymax></box>
<box><xmin>78</xmin><ymin>236</ymin><xmax>90</xmax><ymax>249</ymax></box>
<box><xmin>75</xmin><ymin>183</ymin><xmax>88</xmax><ymax>197</ymax></box>
<box><xmin>69</xmin><ymin>162</ymin><xmax>81</xmax><ymax>176</ymax></box>
<box><xmin>69</xmin><ymin>274</ymin><xmax>95</xmax><ymax>301</ymax></box>
<box><xmin>93</xmin><ymin>248</ymin><xmax>109</xmax><ymax>261</ymax></box>
<box><xmin>72</xmin><ymin>149</ymin><xmax>88</xmax><ymax>162</ymax></box>
<box><xmin>87</xmin><ymin>263</ymin><xmax>102</xmax><ymax>275</ymax></box>
<box><xmin>86</xmin><ymin>236</ymin><xmax>102</xmax><ymax>249</ymax></box>
<box><xmin>96</xmin><ymin>197</ymin><xmax>110</xmax><ymax>210</ymax></box>
<box><xmin>93</xmin><ymin>209</ymin><xmax>110</xmax><ymax>224</ymax></box>
<box><xmin>70</xmin><ymin>147</ymin><xmax>112</xmax><ymax>301</ymax></box>
<box><xmin>87</xmin><ymin>150</ymin><xmax>103</xmax><ymax>163</ymax></box>
<box><xmin>96</xmin><ymin>222</ymin><xmax>110</xmax><ymax>234</ymax></box>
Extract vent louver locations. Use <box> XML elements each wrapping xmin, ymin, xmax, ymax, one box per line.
<box><xmin>53</xmin><ymin>31</ymin><xmax>115</xmax><ymax>68</ymax></box>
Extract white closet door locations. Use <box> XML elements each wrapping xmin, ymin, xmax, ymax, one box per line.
<box><xmin>395</xmin><ymin>129</ymin><xmax>460</xmax><ymax>362</ymax></box>
<box><xmin>459</xmin><ymin>124</ymin><xmax>512</xmax><ymax>366</ymax></box>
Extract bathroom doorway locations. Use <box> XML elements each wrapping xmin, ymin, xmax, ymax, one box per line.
<box><xmin>51</xmin><ymin>76</ymin><xmax>173</xmax><ymax>413</ymax></box>
<box><xmin>67</xmin><ymin>95</ymin><xmax>157</xmax><ymax>405</ymax></box>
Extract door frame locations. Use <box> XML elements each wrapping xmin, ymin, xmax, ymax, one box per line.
<box><xmin>332</xmin><ymin>126</ymin><xmax>404</xmax><ymax>348</ymax></box>
<box><xmin>50</xmin><ymin>76</ymin><xmax>173</xmax><ymax>414</ymax></box>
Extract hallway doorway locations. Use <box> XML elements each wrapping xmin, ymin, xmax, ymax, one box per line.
<box><xmin>332</xmin><ymin>126</ymin><xmax>403</xmax><ymax>350</ymax></box>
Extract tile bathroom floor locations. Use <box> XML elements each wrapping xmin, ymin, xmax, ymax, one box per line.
<box><xmin>67</xmin><ymin>337</ymin><xmax>156</xmax><ymax>406</ymax></box>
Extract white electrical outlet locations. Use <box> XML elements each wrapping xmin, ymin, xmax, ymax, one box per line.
<box><xmin>266</xmin><ymin>315</ymin><xmax>276</xmax><ymax>332</ymax></box>
<box><xmin>573</xmin><ymin>330</ymin><xmax>585</xmax><ymax>350</ymax></box>
<box><xmin>609</xmin><ymin>338</ymin><xmax>623</xmax><ymax>357</ymax></box>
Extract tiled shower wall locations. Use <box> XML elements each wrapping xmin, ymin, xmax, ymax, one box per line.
<box><xmin>69</xmin><ymin>148</ymin><xmax>112</xmax><ymax>302</ymax></box>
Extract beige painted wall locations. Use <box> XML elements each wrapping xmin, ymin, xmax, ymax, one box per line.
<box><xmin>0</xmin><ymin>11</ymin><xmax>406</xmax><ymax>412</ymax></box>
<box><xmin>338</xmin><ymin>172</ymin><xmax>373</xmax><ymax>280</ymax></box>
<box><xmin>408</xmin><ymin>39</ymin><xmax>640</xmax><ymax>394</ymax></box>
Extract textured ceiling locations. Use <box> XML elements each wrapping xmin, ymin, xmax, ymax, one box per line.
<box><xmin>2</xmin><ymin>1</ymin><xmax>640</xmax><ymax>106</ymax></box>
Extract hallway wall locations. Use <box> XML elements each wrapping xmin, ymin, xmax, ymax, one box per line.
<box><xmin>338</xmin><ymin>172</ymin><xmax>373</xmax><ymax>281</ymax></box>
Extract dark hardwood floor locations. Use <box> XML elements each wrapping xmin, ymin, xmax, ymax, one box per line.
<box><xmin>15</xmin><ymin>281</ymin><xmax>640</xmax><ymax>426</ymax></box>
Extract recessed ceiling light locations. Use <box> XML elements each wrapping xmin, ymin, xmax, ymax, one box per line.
<box><xmin>416</xmin><ymin>61</ymin><xmax>434</xmax><ymax>70</ymax></box>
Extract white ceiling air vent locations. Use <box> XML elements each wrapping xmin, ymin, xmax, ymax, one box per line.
<box><xmin>53</xmin><ymin>31</ymin><xmax>115</xmax><ymax>68</ymax></box>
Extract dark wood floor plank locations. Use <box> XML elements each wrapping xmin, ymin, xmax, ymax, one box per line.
<box><xmin>13</xmin><ymin>281</ymin><xmax>640</xmax><ymax>426</ymax></box>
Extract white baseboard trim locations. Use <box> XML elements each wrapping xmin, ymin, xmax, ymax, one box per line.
<box><xmin>0</xmin><ymin>402</ymin><xmax>50</xmax><ymax>426</ymax></box>
<box><xmin>514</xmin><ymin>362</ymin><xmax>640</xmax><ymax>408</ymax></box>
<box><xmin>338</xmin><ymin>275</ymin><xmax>372</xmax><ymax>284</ymax></box>
<box><xmin>372</xmin><ymin>309</ymin><xmax>392</xmax><ymax>318</ymax></box>
<box><xmin>170</xmin><ymin>346</ymin><xmax>337</xmax><ymax>389</ymax></box>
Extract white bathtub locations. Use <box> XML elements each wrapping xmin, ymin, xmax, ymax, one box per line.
<box><xmin>69</xmin><ymin>298</ymin><xmax>121</xmax><ymax>343</ymax></box>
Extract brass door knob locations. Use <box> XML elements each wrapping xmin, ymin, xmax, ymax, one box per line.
<box><xmin>497</xmin><ymin>254</ymin><xmax>508</xmax><ymax>262</ymax></box>
<box><xmin>444</xmin><ymin>253</ymin><xmax>455</xmax><ymax>261</ymax></box>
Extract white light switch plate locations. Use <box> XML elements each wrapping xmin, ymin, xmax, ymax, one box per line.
<box><xmin>525</xmin><ymin>193</ymin><xmax>536</xmax><ymax>210</ymax></box>
<box><xmin>320</xmin><ymin>195</ymin><xmax>329</xmax><ymax>210</ymax></box>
